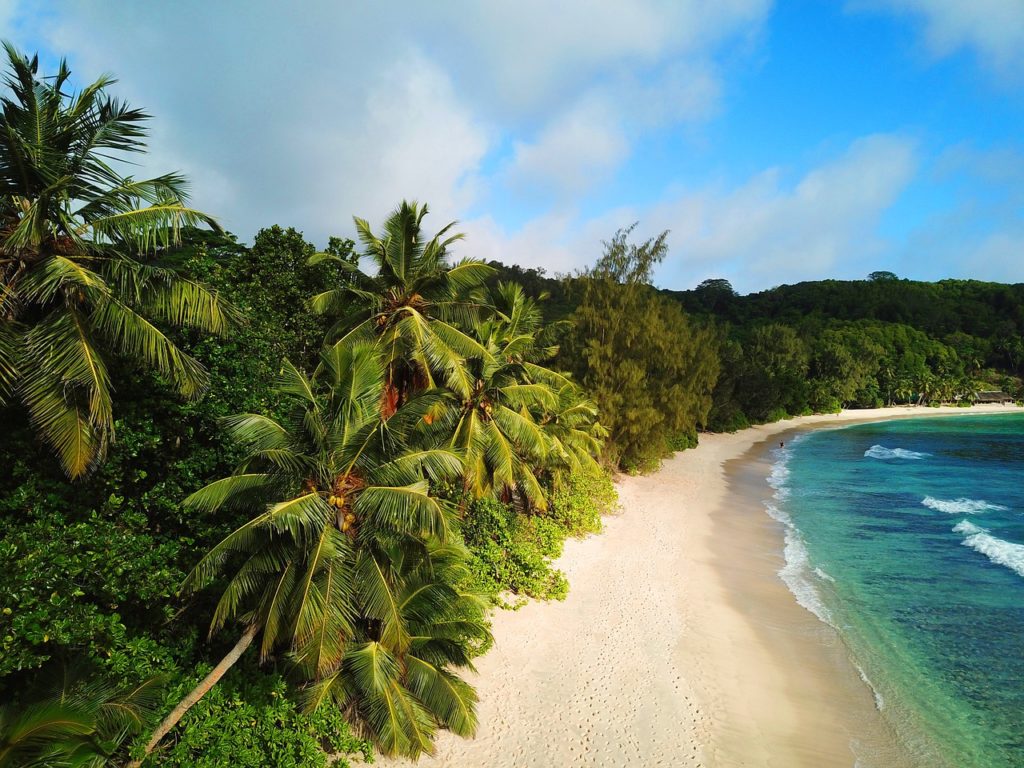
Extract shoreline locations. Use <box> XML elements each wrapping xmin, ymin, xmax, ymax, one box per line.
<box><xmin>387</xmin><ymin>404</ymin><xmax>1020</xmax><ymax>767</ymax></box>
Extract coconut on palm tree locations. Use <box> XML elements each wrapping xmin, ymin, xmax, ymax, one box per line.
<box><xmin>308</xmin><ymin>201</ymin><xmax>493</xmax><ymax>415</ymax></box>
<box><xmin>0</xmin><ymin>43</ymin><xmax>235</xmax><ymax>477</ymax></box>
<box><xmin>133</xmin><ymin>341</ymin><xmax>477</xmax><ymax>763</ymax></box>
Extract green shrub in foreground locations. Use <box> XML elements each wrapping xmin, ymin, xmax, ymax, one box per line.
<box><xmin>141</xmin><ymin>666</ymin><xmax>372</xmax><ymax>768</ymax></box>
<box><xmin>667</xmin><ymin>431</ymin><xmax>699</xmax><ymax>452</ymax></box>
<box><xmin>463</xmin><ymin>469</ymin><xmax>618</xmax><ymax>605</ymax></box>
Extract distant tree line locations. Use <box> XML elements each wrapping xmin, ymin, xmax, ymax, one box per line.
<box><xmin>492</xmin><ymin>258</ymin><xmax>1024</xmax><ymax>439</ymax></box>
<box><xmin>670</xmin><ymin>275</ymin><xmax>1023</xmax><ymax>429</ymax></box>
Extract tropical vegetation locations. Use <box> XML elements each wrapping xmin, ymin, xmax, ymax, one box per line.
<box><xmin>4</xmin><ymin>40</ymin><xmax>1022</xmax><ymax>768</ymax></box>
<box><xmin>0</xmin><ymin>43</ymin><xmax>235</xmax><ymax>478</ymax></box>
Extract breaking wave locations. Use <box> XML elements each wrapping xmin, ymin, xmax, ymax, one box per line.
<box><xmin>864</xmin><ymin>445</ymin><xmax>930</xmax><ymax>460</ymax></box>
<box><xmin>922</xmin><ymin>497</ymin><xmax>1008</xmax><ymax>515</ymax></box>
<box><xmin>953</xmin><ymin>520</ymin><xmax>1024</xmax><ymax>579</ymax></box>
<box><xmin>765</xmin><ymin>437</ymin><xmax>835</xmax><ymax>627</ymax></box>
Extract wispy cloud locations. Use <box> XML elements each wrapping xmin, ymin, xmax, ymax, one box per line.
<box><xmin>466</xmin><ymin>134</ymin><xmax>920</xmax><ymax>292</ymax></box>
<box><xmin>850</xmin><ymin>0</ymin><xmax>1024</xmax><ymax>79</ymax></box>
<box><xmin>2</xmin><ymin>1</ymin><xmax>1020</xmax><ymax>291</ymax></box>
<box><xmin>4</xmin><ymin>0</ymin><xmax>768</xmax><ymax>244</ymax></box>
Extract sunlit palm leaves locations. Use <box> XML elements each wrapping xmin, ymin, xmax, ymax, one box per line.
<box><xmin>308</xmin><ymin>200</ymin><xmax>493</xmax><ymax>411</ymax></box>
<box><xmin>180</xmin><ymin>341</ymin><xmax>486</xmax><ymax>757</ymax></box>
<box><xmin>302</xmin><ymin>539</ymin><xmax>490</xmax><ymax>758</ymax></box>
<box><xmin>426</xmin><ymin>282</ymin><xmax>604</xmax><ymax>509</ymax></box>
<box><xmin>538</xmin><ymin>382</ymin><xmax>607</xmax><ymax>484</ymax></box>
<box><xmin>0</xmin><ymin>44</ymin><xmax>234</xmax><ymax>476</ymax></box>
<box><xmin>184</xmin><ymin>343</ymin><xmax>462</xmax><ymax>672</ymax></box>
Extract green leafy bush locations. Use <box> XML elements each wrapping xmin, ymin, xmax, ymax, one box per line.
<box><xmin>549</xmin><ymin>469</ymin><xmax>617</xmax><ymax>536</ymax></box>
<box><xmin>140</xmin><ymin>667</ymin><xmax>372</xmax><ymax>768</ymax></box>
<box><xmin>462</xmin><ymin>470</ymin><xmax>617</xmax><ymax>605</ymax></box>
<box><xmin>667</xmin><ymin>431</ymin><xmax>699</xmax><ymax>452</ymax></box>
<box><xmin>462</xmin><ymin>498</ymin><xmax>568</xmax><ymax>603</ymax></box>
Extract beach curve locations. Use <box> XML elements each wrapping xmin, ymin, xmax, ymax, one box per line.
<box><xmin>384</xmin><ymin>404</ymin><xmax>1019</xmax><ymax>768</ymax></box>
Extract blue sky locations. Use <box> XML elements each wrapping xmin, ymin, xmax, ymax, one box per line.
<box><xmin>2</xmin><ymin>0</ymin><xmax>1022</xmax><ymax>292</ymax></box>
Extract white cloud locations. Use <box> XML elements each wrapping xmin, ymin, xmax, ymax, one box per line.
<box><xmin>431</xmin><ymin>0</ymin><xmax>768</xmax><ymax>118</ymax></box>
<box><xmin>501</xmin><ymin>59</ymin><xmax>723</xmax><ymax>199</ymax></box>
<box><xmin>504</xmin><ymin>98</ymin><xmax>629</xmax><ymax>198</ymax></box>
<box><xmin>653</xmin><ymin>134</ymin><xmax>918</xmax><ymax>289</ymax></box>
<box><xmin>0</xmin><ymin>0</ymin><xmax>769</xmax><ymax>246</ymax></box>
<box><xmin>966</xmin><ymin>232</ymin><xmax>1024</xmax><ymax>279</ymax></box>
<box><xmin>899</xmin><ymin>142</ymin><xmax>1024</xmax><ymax>282</ymax></box>
<box><xmin>851</xmin><ymin>0</ymin><xmax>1024</xmax><ymax>77</ymax></box>
<box><xmin>935</xmin><ymin>142</ymin><xmax>1024</xmax><ymax>189</ymax></box>
<box><xmin>295</xmin><ymin>53</ymin><xmax>490</xmax><ymax>236</ymax></box>
<box><xmin>467</xmin><ymin>135</ymin><xmax>920</xmax><ymax>292</ymax></box>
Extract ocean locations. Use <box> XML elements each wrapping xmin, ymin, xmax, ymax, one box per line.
<box><xmin>766</xmin><ymin>413</ymin><xmax>1024</xmax><ymax>768</ymax></box>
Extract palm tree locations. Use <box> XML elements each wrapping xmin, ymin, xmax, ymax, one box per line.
<box><xmin>308</xmin><ymin>201</ymin><xmax>493</xmax><ymax>415</ymax></box>
<box><xmin>133</xmin><ymin>341</ymin><xmax>466</xmax><ymax>764</ymax></box>
<box><xmin>538</xmin><ymin>382</ymin><xmax>606</xmax><ymax>487</ymax></box>
<box><xmin>0</xmin><ymin>44</ymin><xmax>235</xmax><ymax>477</ymax></box>
<box><xmin>0</xmin><ymin>670</ymin><xmax>162</xmax><ymax>768</ymax></box>
<box><xmin>303</xmin><ymin>538</ymin><xmax>491</xmax><ymax>759</ymax></box>
<box><xmin>423</xmin><ymin>283</ymin><xmax>565</xmax><ymax>510</ymax></box>
<box><xmin>485</xmin><ymin>282</ymin><xmax>605</xmax><ymax>487</ymax></box>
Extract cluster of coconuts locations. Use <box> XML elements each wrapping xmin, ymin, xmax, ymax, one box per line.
<box><xmin>327</xmin><ymin>494</ymin><xmax>357</xmax><ymax>532</ymax></box>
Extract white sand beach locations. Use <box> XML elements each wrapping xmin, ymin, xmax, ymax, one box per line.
<box><xmin>388</xmin><ymin>405</ymin><xmax>1020</xmax><ymax>768</ymax></box>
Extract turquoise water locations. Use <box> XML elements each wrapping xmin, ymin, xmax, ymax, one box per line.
<box><xmin>768</xmin><ymin>414</ymin><xmax>1024</xmax><ymax>768</ymax></box>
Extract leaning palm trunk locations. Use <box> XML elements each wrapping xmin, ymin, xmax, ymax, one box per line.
<box><xmin>128</xmin><ymin>624</ymin><xmax>258</xmax><ymax>767</ymax></box>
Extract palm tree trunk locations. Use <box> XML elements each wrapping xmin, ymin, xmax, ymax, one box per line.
<box><xmin>127</xmin><ymin>624</ymin><xmax>259</xmax><ymax>767</ymax></box>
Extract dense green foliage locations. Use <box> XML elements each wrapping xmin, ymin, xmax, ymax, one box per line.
<box><xmin>0</xmin><ymin>224</ymin><xmax>377</xmax><ymax>765</ymax></box>
<box><xmin>670</xmin><ymin>276</ymin><xmax>1024</xmax><ymax>430</ymax></box>
<box><xmin>462</xmin><ymin>467</ymin><xmax>617</xmax><ymax>604</ymax></box>
<box><xmin>560</xmin><ymin>227</ymin><xmax>719</xmax><ymax>470</ymax></box>
<box><xmin>491</xmin><ymin>257</ymin><xmax>1024</xmax><ymax>442</ymax></box>
<box><xmin>148</xmin><ymin>667</ymin><xmax>371</xmax><ymax>768</ymax></box>
<box><xmin>1</xmin><ymin>206</ymin><xmax>615</xmax><ymax>764</ymax></box>
<box><xmin>0</xmin><ymin>667</ymin><xmax>162</xmax><ymax>768</ymax></box>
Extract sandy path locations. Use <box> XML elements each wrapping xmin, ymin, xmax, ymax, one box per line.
<box><xmin>386</xmin><ymin>405</ymin><xmax>1019</xmax><ymax>768</ymax></box>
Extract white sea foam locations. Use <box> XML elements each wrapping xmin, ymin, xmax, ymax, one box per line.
<box><xmin>855</xmin><ymin>663</ymin><xmax>885</xmax><ymax>711</ymax></box>
<box><xmin>922</xmin><ymin>496</ymin><xmax>1008</xmax><ymax>515</ymax></box>
<box><xmin>953</xmin><ymin>520</ymin><xmax>1024</xmax><ymax>578</ymax></box>
<box><xmin>953</xmin><ymin>520</ymin><xmax>984</xmax><ymax>536</ymax></box>
<box><xmin>767</xmin><ymin>459</ymin><xmax>791</xmax><ymax>499</ymax></box>
<box><xmin>764</xmin><ymin>441</ymin><xmax>836</xmax><ymax>627</ymax></box>
<box><xmin>778</xmin><ymin>521</ymin><xmax>836</xmax><ymax>627</ymax></box>
<box><xmin>814</xmin><ymin>566</ymin><xmax>836</xmax><ymax>583</ymax></box>
<box><xmin>863</xmin><ymin>445</ymin><xmax>931</xmax><ymax>460</ymax></box>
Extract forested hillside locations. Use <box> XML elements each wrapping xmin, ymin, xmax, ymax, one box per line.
<box><xmin>489</xmin><ymin>264</ymin><xmax>1024</xmax><ymax>435</ymax></box>
<box><xmin>670</xmin><ymin>275</ymin><xmax>1024</xmax><ymax>429</ymax></box>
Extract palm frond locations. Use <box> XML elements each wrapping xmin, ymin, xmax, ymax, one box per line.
<box><xmin>181</xmin><ymin>473</ymin><xmax>275</xmax><ymax>514</ymax></box>
<box><xmin>90</xmin><ymin>295</ymin><xmax>209</xmax><ymax>398</ymax></box>
<box><xmin>405</xmin><ymin>656</ymin><xmax>479</xmax><ymax>737</ymax></box>
<box><xmin>357</xmin><ymin>483</ymin><xmax>452</xmax><ymax>541</ymax></box>
<box><xmin>355</xmin><ymin>553</ymin><xmax>408</xmax><ymax>652</ymax></box>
